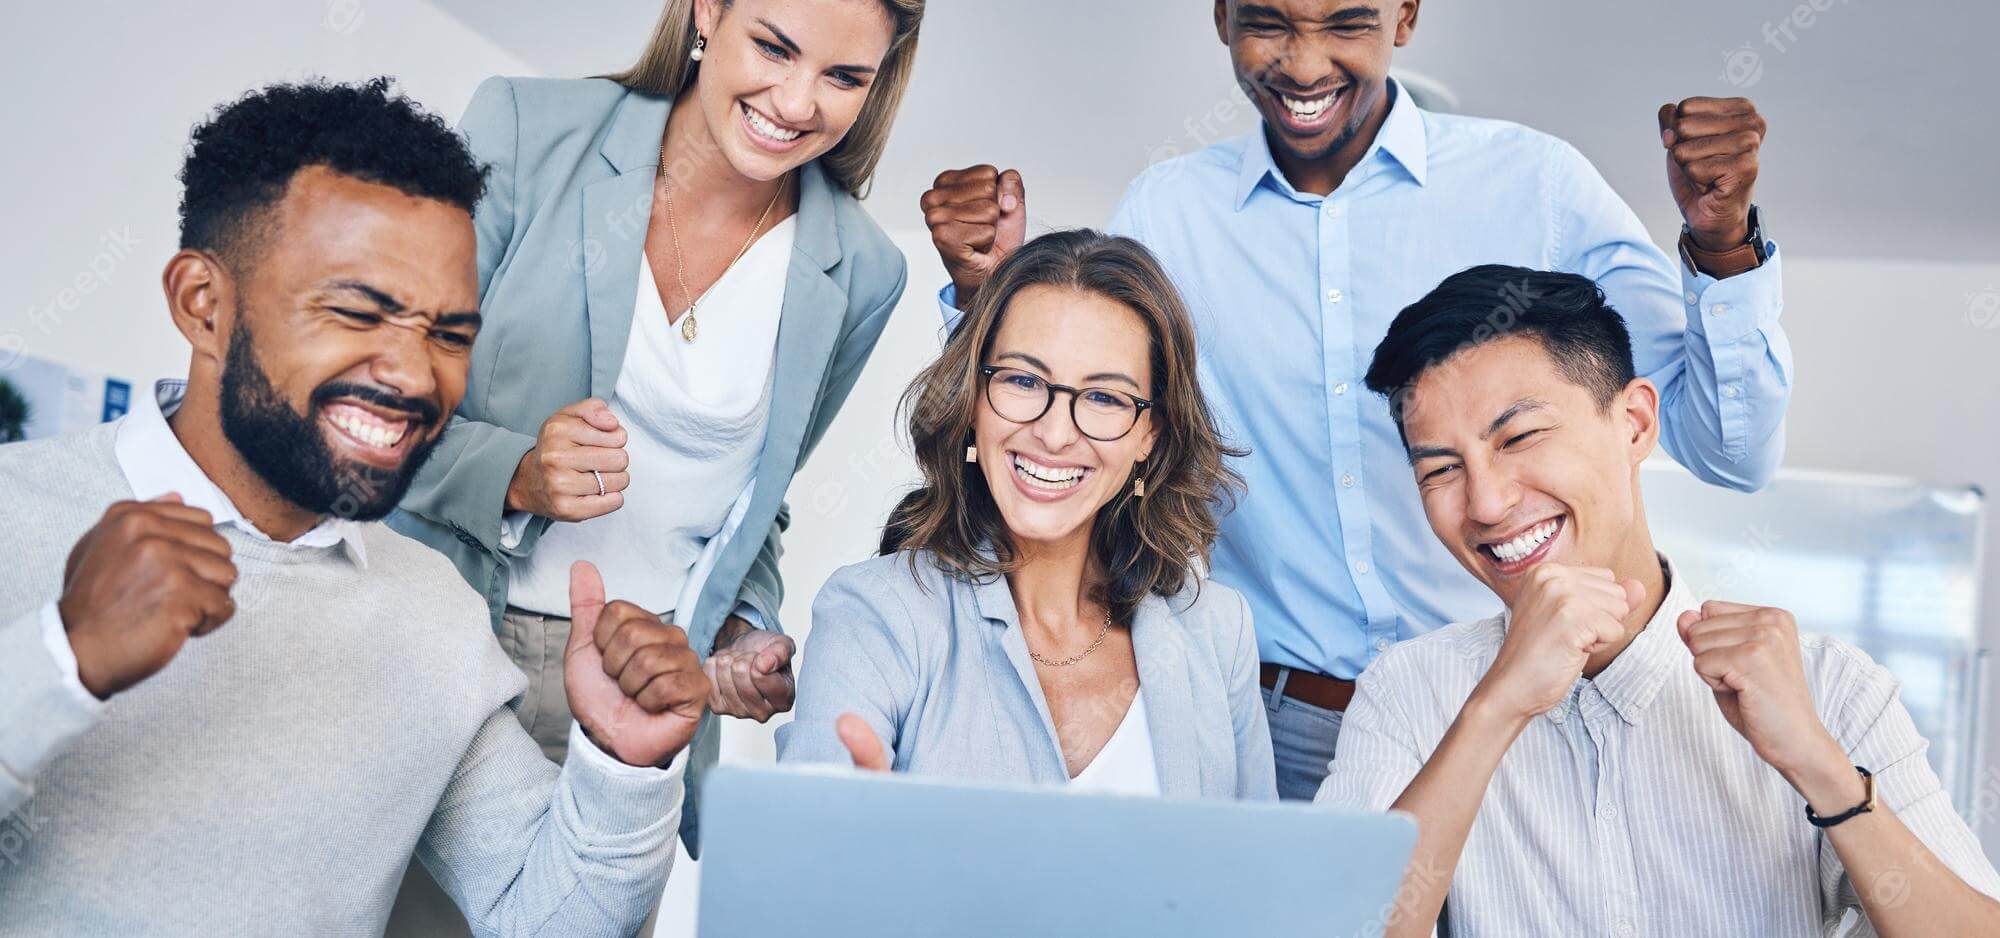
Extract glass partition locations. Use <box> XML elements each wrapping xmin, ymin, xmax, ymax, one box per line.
<box><xmin>1644</xmin><ymin>463</ymin><xmax>1988</xmax><ymax>822</ymax></box>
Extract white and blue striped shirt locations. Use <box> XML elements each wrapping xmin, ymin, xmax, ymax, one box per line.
<box><xmin>1316</xmin><ymin>558</ymin><xmax>1999</xmax><ymax>936</ymax></box>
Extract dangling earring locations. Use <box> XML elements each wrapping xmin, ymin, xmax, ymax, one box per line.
<box><xmin>965</xmin><ymin>446</ymin><xmax>978</xmax><ymax>464</ymax></box>
<box><xmin>1132</xmin><ymin>461</ymin><xmax>1147</xmax><ymax>498</ymax></box>
<box><xmin>690</xmin><ymin>36</ymin><xmax>706</xmax><ymax>62</ymax></box>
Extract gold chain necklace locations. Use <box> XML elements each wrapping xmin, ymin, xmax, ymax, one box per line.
<box><xmin>1028</xmin><ymin>609</ymin><xmax>1116</xmax><ymax>668</ymax></box>
<box><xmin>656</xmin><ymin>140</ymin><xmax>785</xmax><ymax>343</ymax></box>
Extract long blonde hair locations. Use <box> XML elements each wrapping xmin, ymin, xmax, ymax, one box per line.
<box><xmin>608</xmin><ymin>0</ymin><xmax>923</xmax><ymax>197</ymax></box>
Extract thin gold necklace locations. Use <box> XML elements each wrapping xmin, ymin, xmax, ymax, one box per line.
<box><xmin>1028</xmin><ymin>609</ymin><xmax>1116</xmax><ymax>668</ymax></box>
<box><xmin>656</xmin><ymin>140</ymin><xmax>785</xmax><ymax>343</ymax></box>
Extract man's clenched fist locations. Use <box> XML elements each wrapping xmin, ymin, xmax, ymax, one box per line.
<box><xmin>1659</xmin><ymin>97</ymin><xmax>1766</xmax><ymax>252</ymax></box>
<box><xmin>920</xmin><ymin>165</ymin><xmax>1027</xmax><ymax>307</ymax></box>
<box><xmin>1676</xmin><ymin>601</ymin><xmax>1835</xmax><ymax>776</ymax></box>
<box><xmin>58</xmin><ymin>494</ymin><xmax>238</xmax><ymax>699</ymax></box>
<box><xmin>1475</xmin><ymin>564</ymin><xmax>1643</xmax><ymax>721</ymax></box>
<box><xmin>563</xmin><ymin>561</ymin><xmax>710</xmax><ymax>768</ymax></box>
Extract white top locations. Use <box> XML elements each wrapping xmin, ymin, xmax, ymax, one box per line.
<box><xmin>507</xmin><ymin>217</ymin><xmax>793</xmax><ymax>616</ymax></box>
<box><xmin>1317</xmin><ymin>556</ymin><xmax>2000</xmax><ymax>936</ymax></box>
<box><xmin>1068</xmin><ymin>687</ymin><xmax>1162</xmax><ymax>796</ymax></box>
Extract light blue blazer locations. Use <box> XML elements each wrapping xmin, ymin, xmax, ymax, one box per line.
<box><xmin>777</xmin><ymin>551</ymin><xmax>1279</xmax><ymax>800</ymax></box>
<box><xmin>390</xmin><ymin>76</ymin><xmax>908</xmax><ymax>853</ymax></box>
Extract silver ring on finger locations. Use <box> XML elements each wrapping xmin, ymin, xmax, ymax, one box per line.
<box><xmin>592</xmin><ymin>469</ymin><xmax>606</xmax><ymax>497</ymax></box>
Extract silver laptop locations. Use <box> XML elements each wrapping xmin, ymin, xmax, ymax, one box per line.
<box><xmin>696</xmin><ymin>765</ymin><xmax>1417</xmax><ymax>937</ymax></box>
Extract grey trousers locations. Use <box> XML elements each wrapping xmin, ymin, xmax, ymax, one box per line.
<box><xmin>384</xmin><ymin>607</ymin><xmax>662</xmax><ymax>937</ymax></box>
<box><xmin>495</xmin><ymin>606</ymin><xmax>580</xmax><ymax>761</ymax></box>
<box><xmin>1261</xmin><ymin>680</ymin><xmax>1347</xmax><ymax>802</ymax></box>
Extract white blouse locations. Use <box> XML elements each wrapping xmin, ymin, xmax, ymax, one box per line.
<box><xmin>1068</xmin><ymin>687</ymin><xmax>1163</xmax><ymax>796</ymax></box>
<box><xmin>506</xmin><ymin>217</ymin><xmax>795</xmax><ymax>617</ymax></box>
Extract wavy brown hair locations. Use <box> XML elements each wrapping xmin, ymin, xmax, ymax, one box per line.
<box><xmin>881</xmin><ymin>230</ymin><xmax>1245</xmax><ymax>621</ymax></box>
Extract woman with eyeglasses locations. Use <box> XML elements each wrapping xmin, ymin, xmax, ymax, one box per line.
<box><xmin>776</xmin><ymin>230</ymin><xmax>1276</xmax><ymax>800</ymax></box>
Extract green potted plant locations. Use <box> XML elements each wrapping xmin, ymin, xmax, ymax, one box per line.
<box><xmin>0</xmin><ymin>376</ymin><xmax>31</xmax><ymax>442</ymax></box>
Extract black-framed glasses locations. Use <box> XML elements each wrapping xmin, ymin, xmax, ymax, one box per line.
<box><xmin>979</xmin><ymin>365</ymin><xmax>1153</xmax><ymax>442</ymax></box>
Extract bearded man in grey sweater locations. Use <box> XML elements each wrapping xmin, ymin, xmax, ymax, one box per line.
<box><xmin>0</xmin><ymin>79</ymin><xmax>712</xmax><ymax>936</ymax></box>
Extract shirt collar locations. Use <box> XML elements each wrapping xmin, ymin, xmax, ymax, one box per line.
<box><xmin>113</xmin><ymin>380</ymin><xmax>368</xmax><ymax>567</ymax></box>
<box><xmin>1578</xmin><ymin>555</ymin><xmax>1695</xmax><ymax>725</ymax></box>
<box><xmin>1232</xmin><ymin>76</ymin><xmax>1430</xmax><ymax>211</ymax></box>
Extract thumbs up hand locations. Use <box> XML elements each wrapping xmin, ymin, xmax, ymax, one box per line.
<box><xmin>563</xmin><ymin>561</ymin><xmax>710</xmax><ymax>767</ymax></box>
<box><xmin>836</xmin><ymin>713</ymin><xmax>891</xmax><ymax>773</ymax></box>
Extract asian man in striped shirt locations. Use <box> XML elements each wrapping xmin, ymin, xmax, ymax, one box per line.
<box><xmin>1316</xmin><ymin>266</ymin><xmax>2000</xmax><ymax>937</ymax></box>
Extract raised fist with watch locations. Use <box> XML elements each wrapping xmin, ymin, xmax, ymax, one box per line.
<box><xmin>1659</xmin><ymin>96</ymin><xmax>1769</xmax><ymax>278</ymax></box>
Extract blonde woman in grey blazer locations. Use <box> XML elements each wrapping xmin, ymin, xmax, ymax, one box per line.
<box><xmin>390</xmin><ymin>0</ymin><xmax>923</xmax><ymax>859</ymax></box>
<box><xmin>778</xmin><ymin>231</ymin><xmax>1277</xmax><ymax>800</ymax></box>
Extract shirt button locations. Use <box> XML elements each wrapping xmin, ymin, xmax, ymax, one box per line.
<box><xmin>1355</xmin><ymin>560</ymin><xmax>1372</xmax><ymax>575</ymax></box>
<box><xmin>1340</xmin><ymin>473</ymin><xmax>1356</xmax><ymax>488</ymax></box>
<box><xmin>1324</xmin><ymin>202</ymin><xmax>1342</xmax><ymax>219</ymax></box>
<box><xmin>1614</xmin><ymin>921</ymin><xmax>1634</xmax><ymax>937</ymax></box>
<box><xmin>1709</xmin><ymin>303</ymin><xmax>1730</xmax><ymax>316</ymax></box>
<box><xmin>1327</xmin><ymin>288</ymin><xmax>1344</xmax><ymax>304</ymax></box>
<box><xmin>1685</xmin><ymin>290</ymin><xmax>1698</xmax><ymax>304</ymax></box>
<box><xmin>1602</xmin><ymin>803</ymin><xmax>1620</xmax><ymax>821</ymax></box>
<box><xmin>1722</xmin><ymin>385</ymin><xmax>1740</xmax><ymax>399</ymax></box>
<box><xmin>1372</xmin><ymin>636</ymin><xmax>1392</xmax><ymax>653</ymax></box>
<box><xmin>1549</xmin><ymin>709</ymin><xmax>1567</xmax><ymax>724</ymax></box>
<box><xmin>1333</xmin><ymin>382</ymin><xmax>1348</xmax><ymax>396</ymax></box>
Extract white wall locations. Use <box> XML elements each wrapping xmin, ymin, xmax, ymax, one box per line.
<box><xmin>5</xmin><ymin>4</ymin><xmax>1999</xmax><ymax>934</ymax></box>
<box><xmin>1</xmin><ymin>0</ymin><xmax>532</xmax><ymax>386</ymax></box>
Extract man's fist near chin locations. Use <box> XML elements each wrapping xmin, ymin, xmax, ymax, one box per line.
<box><xmin>563</xmin><ymin>561</ymin><xmax>711</xmax><ymax>768</ymax></box>
<box><xmin>58</xmin><ymin>494</ymin><xmax>239</xmax><ymax>699</ymax></box>
<box><xmin>1477</xmin><ymin>564</ymin><xmax>1643</xmax><ymax>722</ymax></box>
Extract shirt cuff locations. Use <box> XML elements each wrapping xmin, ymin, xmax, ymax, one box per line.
<box><xmin>1682</xmin><ymin>242</ymin><xmax>1784</xmax><ymax>345</ymax></box>
<box><xmin>730</xmin><ymin>602</ymin><xmax>767</xmax><ymax>633</ymax></box>
<box><xmin>937</xmin><ymin>284</ymin><xmax>967</xmax><ymax>336</ymax></box>
<box><xmin>559</xmin><ymin>722</ymin><xmax>690</xmax><ymax>837</ymax></box>
<box><xmin>39</xmin><ymin>602</ymin><xmax>106</xmax><ymax>712</ymax></box>
<box><xmin>499</xmin><ymin>510</ymin><xmax>533</xmax><ymax>552</ymax></box>
<box><xmin>1</xmin><ymin>604</ymin><xmax>107</xmax><ymax>804</ymax></box>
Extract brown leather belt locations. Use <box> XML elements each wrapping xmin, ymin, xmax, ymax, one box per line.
<box><xmin>1260</xmin><ymin>664</ymin><xmax>1356</xmax><ymax>712</ymax></box>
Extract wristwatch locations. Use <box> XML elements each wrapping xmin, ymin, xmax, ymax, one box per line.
<box><xmin>1679</xmin><ymin>204</ymin><xmax>1770</xmax><ymax>279</ymax></box>
<box><xmin>1805</xmin><ymin>765</ymin><xmax>1878</xmax><ymax>828</ymax></box>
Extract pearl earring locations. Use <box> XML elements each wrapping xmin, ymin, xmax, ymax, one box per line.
<box><xmin>690</xmin><ymin>36</ymin><xmax>706</xmax><ymax>62</ymax></box>
<box><xmin>965</xmin><ymin>446</ymin><xmax>978</xmax><ymax>464</ymax></box>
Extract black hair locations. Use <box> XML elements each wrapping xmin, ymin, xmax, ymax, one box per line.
<box><xmin>1365</xmin><ymin>264</ymin><xmax>1637</xmax><ymax>434</ymax></box>
<box><xmin>177</xmin><ymin>76</ymin><xmax>486</xmax><ymax>268</ymax></box>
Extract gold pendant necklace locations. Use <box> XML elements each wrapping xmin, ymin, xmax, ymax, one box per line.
<box><xmin>658</xmin><ymin>139</ymin><xmax>785</xmax><ymax>344</ymax></box>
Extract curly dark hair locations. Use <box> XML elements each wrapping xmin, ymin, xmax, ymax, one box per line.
<box><xmin>881</xmin><ymin>230</ymin><xmax>1245</xmax><ymax>623</ymax></box>
<box><xmin>177</xmin><ymin>76</ymin><xmax>486</xmax><ymax>268</ymax></box>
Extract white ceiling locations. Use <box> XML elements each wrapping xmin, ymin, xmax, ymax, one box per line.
<box><xmin>430</xmin><ymin>0</ymin><xmax>2000</xmax><ymax>263</ymax></box>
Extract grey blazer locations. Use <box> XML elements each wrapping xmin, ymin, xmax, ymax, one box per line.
<box><xmin>390</xmin><ymin>76</ymin><xmax>907</xmax><ymax>852</ymax></box>
<box><xmin>776</xmin><ymin>551</ymin><xmax>1279</xmax><ymax>800</ymax></box>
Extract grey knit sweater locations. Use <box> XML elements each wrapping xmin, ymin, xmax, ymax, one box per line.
<box><xmin>0</xmin><ymin>423</ymin><xmax>684</xmax><ymax>936</ymax></box>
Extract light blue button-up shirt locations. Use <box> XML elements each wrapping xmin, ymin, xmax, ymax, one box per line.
<box><xmin>944</xmin><ymin>82</ymin><xmax>1792</xmax><ymax>679</ymax></box>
